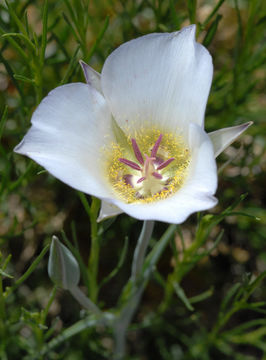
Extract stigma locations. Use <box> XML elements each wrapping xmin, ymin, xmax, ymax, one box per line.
<box><xmin>106</xmin><ymin>128</ymin><xmax>191</xmax><ymax>203</ymax></box>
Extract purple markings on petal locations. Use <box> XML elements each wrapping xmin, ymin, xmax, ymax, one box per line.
<box><xmin>152</xmin><ymin>172</ymin><xmax>163</xmax><ymax>179</ymax></box>
<box><xmin>151</xmin><ymin>134</ymin><xmax>163</xmax><ymax>157</ymax></box>
<box><xmin>137</xmin><ymin>176</ymin><xmax>146</xmax><ymax>183</ymax></box>
<box><xmin>119</xmin><ymin>158</ymin><xmax>142</xmax><ymax>171</ymax></box>
<box><xmin>157</xmin><ymin>157</ymin><xmax>175</xmax><ymax>170</ymax></box>
<box><xmin>131</xmin><ymin>138</ymin><xmax>144</xmax><ymax>164</ymax></box>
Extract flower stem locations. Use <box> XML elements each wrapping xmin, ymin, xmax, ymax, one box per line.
<box><xmin>88</xmin><ymin>196</ymin><xmax>101</xmax><ymax>302</ymax></box>
<box><xmin>70</xmin><ymin>285</ymin><xmax>102</xmax><ymax>315</ymax></box>
<box><xmin>113</xmin><ymin>284</ymin><xmax>146</xmax><ymax>359</ymax></box>
<box><xmin>113</xmin><ymin>220</ymin><xmax>154</xmax><ymax>359</ymax></box>
<box><xmin>131</xmin><ymin>220</ymin><xmax>155</xmax><ymax>281</ymax></box>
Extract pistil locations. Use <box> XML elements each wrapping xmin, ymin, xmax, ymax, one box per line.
<box><xmin>118</xmin><ymin>134</ymin><xmax>175</xmax><ymax>196</ymax></box>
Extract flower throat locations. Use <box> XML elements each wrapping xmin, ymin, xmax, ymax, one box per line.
<box><xmin>106</xmin><ymin>128</ymin><xmax>191</xmax><ymax>203</ymax></box>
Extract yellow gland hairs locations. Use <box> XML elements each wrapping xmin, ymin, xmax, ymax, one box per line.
<box><xmin>105</xmin><ymin>127</ymin><xmax>191</xmax><ymax>204</ymax></box>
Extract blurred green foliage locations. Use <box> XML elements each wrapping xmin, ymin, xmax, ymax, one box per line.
<box><xmin>0</xmin><ymin>0</ymin><xmax>265</xmax><ymax>359</ymax></box>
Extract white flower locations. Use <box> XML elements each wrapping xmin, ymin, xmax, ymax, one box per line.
<box><xmin>14</xmin><ymin>25</ymin><xmax>251</xmax><ymax>224</ymax></box>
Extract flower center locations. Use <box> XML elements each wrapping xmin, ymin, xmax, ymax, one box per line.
<box><xmin>106</xmin><ymin>128</ymin><xmax>191</xmax><ymax>203</ymax></box>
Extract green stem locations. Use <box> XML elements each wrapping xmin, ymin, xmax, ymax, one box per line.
<box><xmin>131</xmin><ymin>221</ymin><xmax>155</xmax><ymax>281</ymax></box>
<box><xmin>34</xmin><ymin>62</ymin><xmax>43</xmax><ymax>104</ymax></box>
<box><xmin>69</xmin><ymin>285</ymin><xmax>102</xmax><ymax>315</ymax></box>
<box><xmin>41</xmin><ymin>286</ymin><xmax>57</xmax><ymax>325</ymax></box>
<box><xmin>113</xmin><ymin>220</ymin><xmax>155</xmax><ymax>359</ymax></box>
<box><xmin>35</xmin><ymin>286</ymin><xmax>57</xmax><ymax>357</ymax></box>
<box><xmin>113</xmin><ymin>286</ymin><xmax>145</xmax><ymax>360</ymax></box>
<box><xmin>0</xmin><ymin>274</ymin><xmax>5</xmax><ymax>339</ymax></box>
<box><xmin>88</xmin><ymin>196</ymin><xmax>101</xmax><ymax>302</ymax></box>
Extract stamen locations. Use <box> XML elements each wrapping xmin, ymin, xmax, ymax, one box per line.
<box><xmin>119</xmin><ymin>158</ymin><xmax>142</xmax><ymax>171</ymax></box>
<box><xmin>151</xmin><ymin>134</ymin><xmax>163</xmax><ymax>157</ymax></box>
<box><xmin>152</xmin><ymin>172</ymin><xmax>163</xmax><ymax>179</ymax></box>
<box><xmin>157</xmin><ymin>157</ymin><xmax>175</xmax><ymax>170</ymax></box>
<box><xmin>131</xmin><ymin>138</ymin><xmax>144</xmax><ymax>164</ymax></box>
<box><xmin>137</xmin><ymin>176</ymin><xmax>146</xmax><ymax>183</ymax></box>
<box><xmin>107</xmin><ymin>128</ymin><xmax>190</xmax><ymax>204</ymax></box>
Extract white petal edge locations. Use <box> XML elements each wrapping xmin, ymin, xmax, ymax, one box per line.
<box><xmin>107</xmin><ymin>124</ymin><xmax>218</xmax><ymax>223</ymax></box>
<box><xmin>79</xmin><ymin>60</ymin><xmax>102</xmax><ymax>94</ymax></box>
<box><xmin>208</xmin><ymin>122</ymin><xmax>252</xmax><ymax>158</ymax></box>
<box><xmin>97</xmin><ymin>200</ymin><xmax>123</xmax><ymax>222</ymax></box>
<box><xmin>14</xmin><ymin>83</ymin><xmax>114</xmax><ymax>199</ymax></box>
<box><xmin>101</xmin><ymin>25</ymin><xmax>213</xmax><ymax>136</ymax></box>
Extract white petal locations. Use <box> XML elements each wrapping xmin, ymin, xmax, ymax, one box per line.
<box><xmin>79</xmin><ymin>60</ymin><xmax>102</xmax><ymax>94</ymax></box>
<box><xmin>110</xmin><ymin>124</ymin><xmax>217</xmax><ymax>223</ymax></box>
<box><xmin>97</xmin><ymin>200</ymin><xmax>123</xmax><ymax>222</ymax></box>
<box><xmin>14</xmin><ymin>83</ymin><xmax>113</xmax><ymax>198</ymax></box>
<box><xmin>101</xmin><ymin>25</ymin><xmax>213</xmax><ymax>135</ymax></box>
<box><xmin>208</xmin><ymin>122</ymin><xmax>252</xmax><ymax>158</ymax></box>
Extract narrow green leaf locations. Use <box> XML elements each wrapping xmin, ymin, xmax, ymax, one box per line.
<box><xmin>50</xmin><ymin>32</ymin><xmax>71</xmax><ymax>61</ymax></box>
<box><xmin>244</xmin><ymin>271</ymin><xmax>266</xmax><ymax>300</ymax></box>
<box><xmin>169</xmin><ymin>0</ymin><xmax>180</xmax><ymax>29</ymax></box>
<box><xmin>64</xmin><ymin>0</ymin><xmax>79</xmax><ymax>29</ymax></box>
<box><xmin>220</xmin><ymin>282</ymin><xmax>242</xmax><ymax>313</ymax></box>
<box><xmin>24</xmin><ymin>10</ymin><xmax>30</xmax><ymax>36</ymax></box>
<box><xmin>203</xmin><ymin>14</ymin><xmax>222</xmax><ymax>47</ymax></box>
<box><xmin>62</xmin><ymin>13</ymin><xmax>80</xmax><ymax>44</ymax></box>
<box><xmin>9</xmin><ymin>161</ymin><xmax>34</xmax><ymax>191</ymax></box>
<box><xmin>87</xmin><ymin>16</ymin><xmax>109</xmax><ymax>61</ymax></box>
<box><xmin>5</xmin><ymin>0</ymin><xmax>27</xmax><ymax>36</ymax></box>
<box><xmin>188</xmin><ymin>0</ymin><xmax>197</xmax><ymax>24</ymax></box>
<box><xmin>100</xmin><ymin>236</ymin><xmax>129</xmax><ymax>288</ymax></box>
<box><xmin>7</xmin><ymin>244</ymin><xmax>49</xmax><ymax>296</ymax></box>
<box><xmin>223</xmin><ymin>318</ymin><xmax>266</xmax><ymax>336</ymax></box>
<box><xmin>0</xmin><ymin>106</ymin><xmax>8</xmax><ymax>141</ymax></box>
<box><xmin>173</xmin><ymin>282</ymin><xmax>194</xmax><ymax>311</ymax></box>
<box><xmin>13</xmin><ymin>73</ymin><xmax>35</xmax><ymax>84</ymax></box>
<box><xmin>60</xmin><ymin>45</ymin><xmax>80</xmax><ymax>85</ymax></box>
<box><xmin>144</xmin><ymin>224</ymin><xmax>176</xmax><ymax>277</ymax></box>
<box><xmin>40</xmin><ymin>317</ymin><xmax>99</xmax><ymax>356</ymax></box>
<box><xmin>189</xmin><ymin>287</ymin><xmax>214</xmax><ymax>304</ymax></box>
<box><xmin>0</xmin><ymin>29</ymin><xmax>29</xmax><ymax>63</ymax></box>
<box><xmin>0</xmin><ymin>269</ymin><xmax>13</xmax><ymax>279</ymax></box>
<box><xmin>78</xmin><ymin>192</ymin><xmax>91</xmax><ymax>217</ymax></box>
<box><xmin>32</xmin><ymin>30</ymin><xmax>39</xmax><ymax>50</ymax></box>
<box><xmin>2</xmin><ymin>32</ymin><xmax>36</xmax><ymax>54</ymax></box>
<box><xmin>2</xmin><ymin>254</ymin><xmax>12</xmax><ymax>271</ymax></box>
<box><xmin>41</xmin><ymin>0</ymin><xmax>48</xmax><ymax>65</ymax></box>
<box><xmin>202</xmin><ymin>0</ymin><xmax>225</xmax><ymax>27</ymax></box>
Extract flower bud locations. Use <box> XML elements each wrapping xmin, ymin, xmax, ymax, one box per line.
<box><xmin>48</xmin><ymin>236</ymin><xmax>80</xmax><ymax>290</ymax></box>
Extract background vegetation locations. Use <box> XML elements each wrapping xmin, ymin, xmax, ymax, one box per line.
<box><xmin>0</xmin><ymin>0</ymin><xmax>265</xmax><ymax>359</ymax></box>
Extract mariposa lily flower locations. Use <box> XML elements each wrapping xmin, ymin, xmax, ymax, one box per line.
<box><xmin>14</xmin><ymin>25</ymin><xmax>251</xmax><ymax>224</ymax></box>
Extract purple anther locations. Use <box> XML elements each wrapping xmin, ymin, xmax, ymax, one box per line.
<box><xmin>124</xmin><ymin>174</ymin><xmax>134</xmax><ymax>187</ymax></box>
<box><xmin>131</xmin><ymin>138</ymin><xmax>144</xmax><ymax>164</ymax></box>
<box><xmin>137</xmin><ymin>176</ymin><xmax>146</xmax><ymax>183</ymax></box>
<box><xmin>157</xmin><ymin>157</ymin><xmax>175</xmax><ymax>170</ymax></box>
<box><xmin>152</xmin><ymin>172</ymin><xmax>163</xmax><ymax>179</ymax></box>
<box><xmin>151</xmin><ymin>134</ymin><xmax>163</xmax><ymax>157</ymax></box>
<box><xmin>119</xmin><ymin>158</ymin><xmax>142</xmax><ymax>171</ymax></box>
